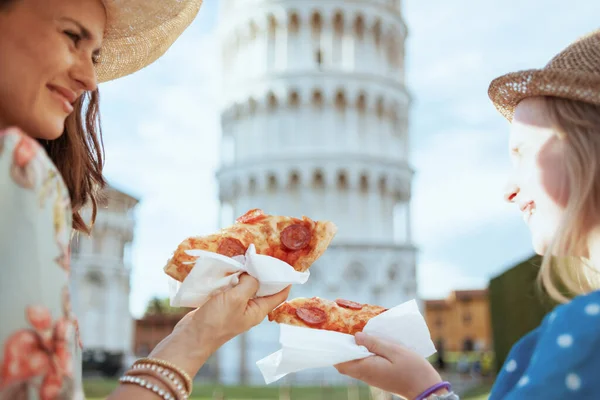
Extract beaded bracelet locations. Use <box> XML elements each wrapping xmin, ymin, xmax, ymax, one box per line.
<box><xmin>427</xmin><ymin>391</ymin><xmax>460</xmax><ymax>400</ymax></box>
<box><xmin>134</xmin><ymin>357</ymin><xmax>193</xmax><ymax>395</ymax></box>
<box><xmin>127</xmin><ymin>366</ymin><xmax>186</xmax><ymax>400</ymax></box>
<box><xmin>119</xmin><ymin>375</ymin><xmax>176</xmax><ymax>400</ymax></box>
<box><xmin>415</xmin><ymin>381</ymin><xmax>452</xmax><ymax>400</ymax></box>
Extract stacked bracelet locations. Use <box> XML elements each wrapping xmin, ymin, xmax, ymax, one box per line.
<box><xmin>119</xmin><ymin>357</ymin><xmax>193</xmax><ymax>400</ymax></box>
<box><xmin>134</xmin><ymin>357</ymin><xmax>193</xmax><ymax>396</ymax></box>
<box><xmin>415</xmin><ymin>381</ymin><xmax>454</xmax><ymax>400</ymax></box>
<box><xmin>128</xmin><ymin>365</ymin><xmax>188</xmax><ymax>400</ymax></box>
<box><xmin>119</xmin><ymin>375</ymin><xmax>177</xmax><ymax>400</ymax></box>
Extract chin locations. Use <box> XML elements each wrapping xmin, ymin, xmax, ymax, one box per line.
<box><xmin>28</xmin><ymin>117</ymin><xmax>67</xmax><ymax>141</ymax></box>
<box><xmin>532</xmin><ymin>241</ymin><xmax>547</xmax><ymax>256</ymax></box>
<box><xmin>530</xmin><ymin>231</ymin><xmax>551</xmax><ymax>256</ymax></box>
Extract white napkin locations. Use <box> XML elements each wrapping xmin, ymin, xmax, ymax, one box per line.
<box><xmin>169</xmin><ymin>244</ymin><xmax>310</xmax><ymax>308</ymax></box>
<box><xmin>256</xmin><ymin>299</ymin><xmax>437</xmax><ymax>384</ymax></box>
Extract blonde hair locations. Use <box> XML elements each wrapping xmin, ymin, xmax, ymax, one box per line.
<box><xmin>539</xmin><ymin>97</ymin><xmax>600</xmax><ymax>303</ymax></box>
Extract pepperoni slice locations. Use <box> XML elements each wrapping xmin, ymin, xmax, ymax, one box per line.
<box><xmin>236</xmin><ymin>209</ymin><xmax>267</xmax><ymax>224</ymax></box>
<box><xmin>280</xmin><ymin>224</ymin><xmax>311</xmax><ymax>251</ymax></box>
<box><xmin>336</xmin><ymin>299</ymin><xmax>363</xmax><ymax>310</ymax></box>
<box><xmin>296</xmin><ymin>306</ymin><xmax>327</xmax><ymax>326</ymax></box>
<box><xmin>217</xmin><ymin>237</ymin><xmax>247</xmax><ymax>257</ymax></box>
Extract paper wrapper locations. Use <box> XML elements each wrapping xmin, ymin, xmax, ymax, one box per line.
<box><xmin>256</xmin><ymin>299</ymin><xmax>436</xmax><ymax>384</ymax></box>
<box><xmin>169</xmin><ymin>244</ymin><xmax>310</xmax><ymax>308</ymax></box>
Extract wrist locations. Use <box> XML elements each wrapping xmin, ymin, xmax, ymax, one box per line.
<box><xmin>148</xmin><ymin>331</ymin><xmax>216</xmax><ymax>378</ymax></box>
<box><xmin>429</xmin><ymin>388</ymin><xmax>450</xmax><ymax>398</ymax></box>
<box><xmin>413</xmin><ymin>381</ymin><xmax>452</xmax><ymax>400</ymax></box>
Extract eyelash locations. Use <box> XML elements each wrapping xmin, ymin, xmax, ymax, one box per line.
<box><xmin>65</xmin><ymin>30</ymin><xmax>99</xmax><ymax>65</ymax></box>
<box><xmin>64</xmin><ymin>30</ymin><xmax>81</xmax><ymax>45</ymax></box>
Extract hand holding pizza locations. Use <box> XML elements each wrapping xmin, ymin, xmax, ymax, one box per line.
<box><xmin>149</xmin><ymin>274</ymin><xmax>291</xmax><ymax>379</ymax></box>
<box><xmin>334</xmin><ymin>333</ymin><xmax>445</xmax><ymax>400</ymax></box>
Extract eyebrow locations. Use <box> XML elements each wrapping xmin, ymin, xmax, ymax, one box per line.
<box><xmin>60</xmin><ymin>17</ymin><xmax>102</xmax><ymax>56</ymax></box>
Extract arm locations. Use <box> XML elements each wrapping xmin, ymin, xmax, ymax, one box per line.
<box><xmin>106</xmin><ymin>275</ymin><xmax>290</xmax><ymax>399</ymax></box>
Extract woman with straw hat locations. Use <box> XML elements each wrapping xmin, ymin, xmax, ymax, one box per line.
<box><xmin>335</xmin><ymin>30</ymin><xmax>600</xmax><ymax>400</ymax></box>
<box><xmin>0</xmin><ymin>1</ymin><xmax>290</xmax><ymax>399</ymax></box>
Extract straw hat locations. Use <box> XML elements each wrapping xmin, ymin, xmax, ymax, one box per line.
<box><xmin>96</xmin><ymin>0</ymin><xmax>203</xmax><ymax>83</ymax></box>
<box><xmin>488</xmin><ymin>29</ymin><xmax>600</xmax><ymax>121</ymax></box>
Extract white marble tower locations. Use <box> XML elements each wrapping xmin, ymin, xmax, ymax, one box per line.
<box><xmin>216</xmin><ymin>0</ymin><xmax>416</xmax><ymax>385</ymax></box>
<box><xmin>69</xmin><ymin>186</ymin><xmax>138</xmax><ymax>368</ymax></box>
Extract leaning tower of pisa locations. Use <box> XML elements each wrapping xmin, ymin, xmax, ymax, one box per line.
<box><xmin>215</xmin><ymin>0</ymin><xmax>416</xmax><ymax>385</ymax></box>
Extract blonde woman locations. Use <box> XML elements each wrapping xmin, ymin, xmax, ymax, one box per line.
<box><xmin>335</xmin><ymin>31</ymin><xmax>600</xmax><ymax>399</ymax></box>
<box><xmin>0</xmin><ymin>1</ymin><xmax>289</xmax><ymax>399</ymax></box>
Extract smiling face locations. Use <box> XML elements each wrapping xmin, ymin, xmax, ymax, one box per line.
<box><xmin>504</xmin><ymin>97</ymin><xmax>571</xmax><ymax>255</ymax></box>
<box><xmin>0</xmin><ymin>0</ymin><xmax>106</xmax><ymax>140</ymax></box>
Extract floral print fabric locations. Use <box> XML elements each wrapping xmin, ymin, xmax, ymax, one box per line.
<box><xmin>0</xmin><ymin>128</ymin><xmax>83</xmax><ymax>399</ymax></box>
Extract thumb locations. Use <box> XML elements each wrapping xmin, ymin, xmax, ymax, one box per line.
<box><xmin>253</xmin><ymin>285</ymin><xmax>291</xmax><ymax>313</ymax></box>
<box><xmin>355</xmin><ymin>333</ymin><xmax>397</xmax><ymax>360</ymax></box>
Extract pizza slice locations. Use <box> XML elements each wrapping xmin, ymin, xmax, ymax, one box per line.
<box><xmin>268</xmin><ymin>297</ymin><xmax>387</xmax><ymax>335</ymax></box>
<box><xmin>164</xmin><ymin>209</ymin><xmax>337</xmax><ymax>282</ymax></box>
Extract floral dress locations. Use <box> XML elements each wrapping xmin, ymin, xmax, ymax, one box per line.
<box><xmin>0</xmin><ymin>128</ymin><xmax>84</xmax><ymax>399</ymax></box>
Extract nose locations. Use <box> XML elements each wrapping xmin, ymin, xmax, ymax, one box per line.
<box><xmin>70</xmin><ymin>57</ymin><xmax>98</xmax><ymax>92</ymax></box>
<box><xmin>504</xmin><ymin>183</ymin><xmax>519</xmax><ymax>203</ymax></box>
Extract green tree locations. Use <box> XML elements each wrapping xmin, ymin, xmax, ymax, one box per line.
<box><xmin>144</xmin><ymin>296</ymin><xmax>186</xmax><ymax>316</ymax></box>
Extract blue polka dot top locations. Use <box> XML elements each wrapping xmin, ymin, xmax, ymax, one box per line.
<box><xmin>489</xmin><ymin>290</ymin><xmax>600</xmax><ymax>399</ymax></box>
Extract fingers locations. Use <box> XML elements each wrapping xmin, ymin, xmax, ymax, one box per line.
<box><xmin>230</xmin><ymin>273</ymin><xmax>259</xmax><ymax>302</ymax></box>
<box><xmin>253</xmin><ymin>285</ymin><xmax>291</xmax><ymax>314</ymax></box>
<box><xmin>354</xmin><ymin>332</ymin><xmax>398</xmax><ymax>360</ymax></box>
<box><xmin>334</xmin><ymin>356</ymin><xmax>390</xmax><ymax>382</ymax></box>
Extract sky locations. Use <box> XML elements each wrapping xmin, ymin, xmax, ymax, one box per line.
<box><xmin>97</xmin><ymin>0</ymin><xmax>600</xmax><ymax>318</ymax></box>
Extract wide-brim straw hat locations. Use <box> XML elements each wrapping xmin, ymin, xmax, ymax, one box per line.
<box><xmin>488</xmin><ymin>29</ymin><xmax>600</xmax><ymax>121</ymax></box>
<box><xmin>96</xmin><ymin>0</ymin><xmax>203</xmax><ymax>83</ymax></box>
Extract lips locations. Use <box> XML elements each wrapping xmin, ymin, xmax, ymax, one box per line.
<box><xmin>520</xmin><ymin>201</ymin><xmax>534</xmax><ymax>213</ymax></box>
<box><xmin>520</xmin><ymin>201</ymin><xmax>536</xmax><ymax>223</ymax></box>
<box><xmin>47</xmin><ymin>85</ymin><xmax>76</xmax><ymax>114</ymax></box>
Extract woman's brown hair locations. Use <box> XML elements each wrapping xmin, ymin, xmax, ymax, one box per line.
<box><xmin>1</xmin><ymin>0</ymin><xmax>106</xmax><ymax>234</ymax></box>
<box><xmin>41</xmin><ymin>91</ymin><xmax>106</xmax><ymax>235</ymax></box>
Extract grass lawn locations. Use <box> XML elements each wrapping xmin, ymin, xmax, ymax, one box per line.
<box><xmin>84</xmin><ymin>379</ymin><xmax>372</xmax><ymax>400</ymax></box>
<box><xmin>84</xmin><ymin>379</ymin><xmax>492</xmax><ymax>400</ymax></box>
<box><xmin>461</xmin><ymin>381</ymin><xmax>493</xmax><ymax>400</ymax></box>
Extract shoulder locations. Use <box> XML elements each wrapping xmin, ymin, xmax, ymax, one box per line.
<box><xmin>533</xmin><ymin>290</ymin><xmax>600</xmax><ymax>369</ymax></box>
<box><xmin>544</xmin><ymin>290</ymin><xmax>600</xmax><ymax>331</ymax></box>
<box><xmin>0</xmin><ymin>127</ymin><xmax>70</xmax><ymax>201</ymax></box>
<box><xmin>1</xmin><ymin>127</ymin><xmax>58</xmax><ymax>187</ymax></box>
<box><xmin>0</xmin><ymin>127</ymin><xmax>72</xmax><ymax>243</ymax></box>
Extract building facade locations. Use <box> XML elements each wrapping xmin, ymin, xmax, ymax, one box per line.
<box><xmin>69</xmin><ymin>186</ymin><xmax>138</xmax><ymax>374</ymax></box>
<box><xmin>424</xmin><ymin>289</ymin><xmax>493</xmax><ymax>353</ymax></box>
<box><xmin>216</xmin><ymin>0</ymin><xmax>415</xmax><ymax>384</ymax></box>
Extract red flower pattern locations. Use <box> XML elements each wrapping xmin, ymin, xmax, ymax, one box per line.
<box><xmin>0</xmin><ymin>306</ymin><xmax>73</xmax><ymax>399</ymax></box>
<box><xmin>9</xmin><ymin>131</ymin><xmax>40</xmax><ymax>189</ymax></box>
